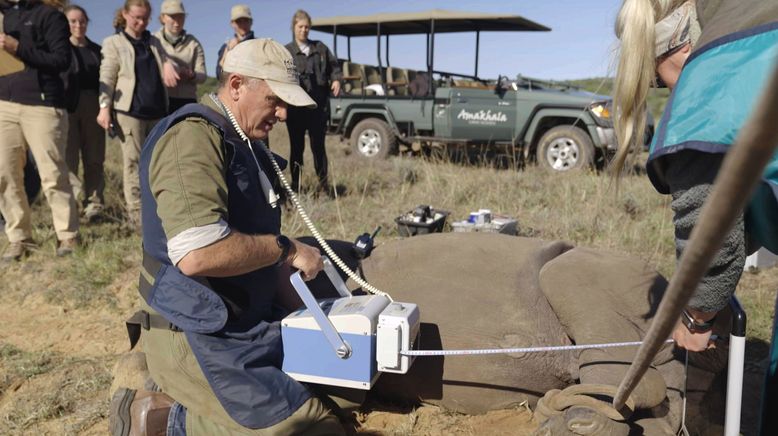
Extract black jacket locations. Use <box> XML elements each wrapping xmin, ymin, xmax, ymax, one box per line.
<box><xmin>216</xmin><ymin>30</ymin><xmax>254</xmax><ymax>80</ymax></box>
<box><xmin>0</xmin><ymin>0</ymin><xmax>71</xmax><ymax>108</ymax></box>
<box><xmin>63</xmin><ymin>38</ymin><xmax>101</xmax><ymax>113</ymax></box>
<box><xmin>285</xmin><ymin>39</ymin><xmax>341</xmax><ymax>105</ymax></box>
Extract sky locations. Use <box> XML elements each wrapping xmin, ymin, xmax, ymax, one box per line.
<box><xmin>74</xmin><ymin>0</ymin><xmax>624</xmax><ymax>81</ymax></box>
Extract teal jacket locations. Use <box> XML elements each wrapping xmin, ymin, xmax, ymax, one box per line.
<box><xmin>647</xmin><ymin>20</ymin><xmax>778</xmax><ymax>253</ymax></box>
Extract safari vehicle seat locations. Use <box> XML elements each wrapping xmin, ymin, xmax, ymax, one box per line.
<box><xmin>362</xmin><ymin>65</ymin><xmax>384</xmax><ymax>96</ymax></box>
<box><xmin>408</xmin><ymin>70</ymin><xmax>431</xmax><ymax>97</ymax></box>
<box><xmin>386</xmin><ymin>67</ymin><xmax>409</xmax><ymax>96</ymax></box>
<box><xmin>452</xmin><ymin>79</ymin><xmax>491</xmax><ymax>90</ymax></box>
<box><xmin>340</xmin><ymin>61</ymin><xmax>365</xmax><ymax>95</ymax></box>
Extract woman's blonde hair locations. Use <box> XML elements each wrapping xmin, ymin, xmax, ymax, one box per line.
<box><xmin>291</xmin><ymin>9</ymin><xmax>312</xmax><ymax>32</ymax></box>
<box><xmin>612</xmin><ymin>0</ymin><xmax>686</xmax><ymax>175</ymax></box>
<box><xmin>113</xmin><ymin>0</ymin><xmax>151</xmax><ymax>31</ymax></box>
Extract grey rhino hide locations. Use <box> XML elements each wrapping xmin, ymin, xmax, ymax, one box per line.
<box><xmin>354</xmin><ymin>233</ymin><xmax>578</xmax><ymax>413</ymax></box>
<box><xmin>337</xmin><ymin>233</ymin><xmax>726</xmax><ymax>434</ymax></box>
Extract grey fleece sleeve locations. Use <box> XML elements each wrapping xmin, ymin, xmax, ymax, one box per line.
<box><xmin>671</xmin><ymin>183</ymin><xmax>745</xmax><ymax>312</ymax></box>
<box><xmin>665</xmin><ymin>150</ymin><xmax>746</xmax><ymax>313</ymax></box>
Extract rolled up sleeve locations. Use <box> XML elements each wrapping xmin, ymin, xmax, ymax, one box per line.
<box><xmin>149</xmin><ymin>118</ymin><xmax>229</xmax><ymax>240</ymax></box>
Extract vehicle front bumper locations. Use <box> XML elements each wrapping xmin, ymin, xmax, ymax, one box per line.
<box><xmin>596</xmin><ymin>126</ymin><xmax>617</xmax><ymax>151</ymax></box>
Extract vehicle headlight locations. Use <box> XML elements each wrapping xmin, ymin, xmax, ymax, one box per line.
<box><xmin>589</xmin><ymin>102</ymin><xmax>611</xmax><ymax>120</ymax></box>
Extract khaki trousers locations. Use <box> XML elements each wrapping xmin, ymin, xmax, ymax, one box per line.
<box><xmin>114</xmin><ymin>113</ymin><xmax>158</xmax><ymax>212</ymax></box>
<box><xmin>140</xmin><ymin>301</ymin><xmax>345</xmax><ymax>435</ymax></box>
<box><xmin>66</xmin><ymin>89</ymin><xmax>105</xmax><ymax>208</ymax></box>
<box><xmin>0</xmin><ymin>100</ymin><xmax>78</xmax><ymax>242</ymax></box>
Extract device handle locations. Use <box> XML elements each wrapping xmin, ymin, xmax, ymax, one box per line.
<box><xmin>289</xmin><ymin>271</ymin><xmax>352</xmax><ymax>359</ymax></box>
<box><xmin>322</xmin><ymin>257</ymin><xmax>352</xmax><ymax>298</ymax></box>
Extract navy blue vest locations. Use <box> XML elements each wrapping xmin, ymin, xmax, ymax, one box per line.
<box><xmin>138</xmin><ymin>103</ymin><xmax>310</xmax><ymax>428</ymax></box>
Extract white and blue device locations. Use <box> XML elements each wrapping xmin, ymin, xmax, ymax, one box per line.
<box><xmin>281</xmin><ymin>259</ymin><xmax>419</xmax><ymax>389</ymax></box>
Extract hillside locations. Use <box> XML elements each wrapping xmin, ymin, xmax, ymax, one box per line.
<box><xmin>570</xmin><ymin>77</ymin><xmax>671</xmax><ymax>120</ymax></box>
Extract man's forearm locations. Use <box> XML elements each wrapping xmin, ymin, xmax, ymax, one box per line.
<box><xmin>178</xmin><ymin>231</ymin><xmax>281</xmax><ymax>277</ymax></box>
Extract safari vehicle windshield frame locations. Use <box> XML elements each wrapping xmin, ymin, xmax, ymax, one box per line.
<box><xmin>310</xmin><ymin>9</ymin><xmax>551</xmax><ymax>97</ymax></box>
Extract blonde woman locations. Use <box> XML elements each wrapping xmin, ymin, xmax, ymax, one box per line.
<box><xmin>285</xmin><ymin>9</ymin><xmax>341</xmax><ymax>194</ymax></box>
<box><xmin>613</xmin><ymin>0</ymin><xmax>778</xmax><ymax>352</ymax></box>
<box><xmin>97</xmin><ymin>0</ymin><xmax>177</xmax><ymax>227</ymax></box>
<box><xmin>154</xmin><ymin>0</ymin><xmax>206</xmax><ymax>112</ymax></box>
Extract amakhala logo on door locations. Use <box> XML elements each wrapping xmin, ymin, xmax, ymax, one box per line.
<box><xmin>456</xmin><ymin>109</ymin><xmax>507</xmax><ymax>125</ymax></box>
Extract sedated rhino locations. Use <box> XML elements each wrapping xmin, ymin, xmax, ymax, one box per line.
<box><xmin>302</xmin><ymin>232</ymin><xmax>730</xmax><ymax>435</ymax></box>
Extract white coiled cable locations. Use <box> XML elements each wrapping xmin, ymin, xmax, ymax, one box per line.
<box><xmin>209</xmin><ymin>93</ymin><xmax>393</xmax><ymax>301</ymax></box>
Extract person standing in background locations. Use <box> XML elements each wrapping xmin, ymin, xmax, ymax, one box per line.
<box><xmin>0</xmin><ymin>0</ymin><xmax>80</xmax><ymax>261</ymax></box>
<box><xmin>215</xmin><ymin>4</ymin><xmax>253</xmax><ymax>81</ymax></box>
<box><xmin>97</xmin><ymin>0</ymin><xmax>176</xmax><ymax>229</ymax></box>
<box><xmin>285</xmin><ymin>9</ymin><xmax>341</xmax><ymax>195</ymax></box>
<box><xmin>154</xmin><ymin>0</ymin><xmax>206</xmax><ymax>113</ymax></box>
<box><xmin>63</xmin><ymin>4</ymin><xmax>105</xmax><ymax>223</ymax></box>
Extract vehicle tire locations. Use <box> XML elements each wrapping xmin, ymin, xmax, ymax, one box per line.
<box><xmin>535</xmin><ymin>125</ymin><xmax>594</xmax><ymax>172</ymax></box>
<box><xmin>350</xmin><ymin>118</ymin><xmax>397</xmax><ymax>160</ymax></box>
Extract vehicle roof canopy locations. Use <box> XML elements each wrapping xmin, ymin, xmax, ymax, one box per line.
<box><xmin>311</xmin><ymin>9</ymin><xmax>550</xmax><ymax>37</ymax></box>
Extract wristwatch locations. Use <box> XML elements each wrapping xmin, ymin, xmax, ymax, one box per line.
<box><xmin>681</xmin><ymin>309</ymin><xmax>716</xmax><ymax>332</ymax></box>
<box><xmin>99</xmin><ymin>100</ymin><xmax>109</xmax><ymax>109</ymax></box>
<box><xmin>275</xmin><ymin>235</ymin><xmax>293</xmax><ymax>266</ymax></box>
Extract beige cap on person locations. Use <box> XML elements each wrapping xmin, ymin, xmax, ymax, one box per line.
<box><xmin>230</xmin><ymin>4</ymin><xmax>252</xmax><ymax>21</ymax></box>
<box><xmin>160</xmin><ymin>0</ymin><xmax>186</xmax><ymax>15</ymax></box>
<box><xmin>222</xmin><ymin>38</ymin><xmax>316</xmax><ymax>108</ymax></box>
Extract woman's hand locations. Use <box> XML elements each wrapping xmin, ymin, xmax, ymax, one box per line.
<box><xmin>96</xmin><ymin>107</ymin><xmax>112</xmax><ymax>131</ymax></box>
<box><xmin>331</xmin><ymin>80</ymin><xmax>341</xmax><ymax>97</ymax></box>
<box><xmin>0</xmin><ymin>33</ymin><xmax>19</xmax><ymax>55</ymax></box>
<box><xmin>162</xmin><ymin>61</ymin><xmax>180</xmax><ymax>88</ymax></box>
<box><xmin>672</xmin><ymin>307</ymin><xmax>718</xmax><ymax>352</ymax></box>
<box><xmin>672</xmin><ymin>321</ymin><xmax>715</xmax><ymax>351</ymax></box>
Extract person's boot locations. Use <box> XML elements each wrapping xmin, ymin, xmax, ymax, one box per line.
<box><xmin>56</xmin><ymin>237</ymin><xmax>79</xmax><ymax>257</ymax></box>
<box><xmin>83</xmin><ymin>202</ymin><xmax>104</xmax><ymax>223</ymax></box>
<box><xmin>2</xmin><ymin>239</ymin><xmax>37</xmax><ymax>262</ymax></box>
<box><xmin>110</xmin><ymin>388</ymin><xmax>174</xmax><ymax>436</ymax></box>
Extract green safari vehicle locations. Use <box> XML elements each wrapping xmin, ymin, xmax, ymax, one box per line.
<box><xmin>311</xmin><ymin>10</ymin><xmax>617</xmax><ymax>171</ymax></box>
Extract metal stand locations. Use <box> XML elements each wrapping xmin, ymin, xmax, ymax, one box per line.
<box><xmin>725</xmin><ymin>297</ymin><xmax>747</xmax><ymax>436</ymax></box>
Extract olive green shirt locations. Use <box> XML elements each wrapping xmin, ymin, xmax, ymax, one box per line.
<box><xmin>149</xmin><ymin>96</ymin><xmax>229</xmax><ymax>240</ymax></box>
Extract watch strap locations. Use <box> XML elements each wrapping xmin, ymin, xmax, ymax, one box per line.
<box><xmin>275</xmin><ymin>235</ymin><xmax>291</xmax><ymax>266</ymax></box>
<box><xmin>681</xmin><ymin>309</ymin><xmax>716</xmax><ymax>332</ymax></box>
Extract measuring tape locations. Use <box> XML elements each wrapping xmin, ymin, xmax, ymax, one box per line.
<box><xmin>400</xmin><ymin>338</ymin><xmax>679</xmax><ymax>357</ymax></box>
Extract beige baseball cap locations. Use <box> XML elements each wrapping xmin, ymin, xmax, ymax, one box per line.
<box><xmin>161</xmin><ymin>0</ymin><xmax>185</xmax><ymax>15</ymax></box>
<box><xmin>230</xmin><ymin>4</ymin><xmax>252</xmax><ymax>21</ymax></box>
<box><xmin>222</xmin><ymin>38</ymin><xmax>316</xmax><ymax>108</ymax></box>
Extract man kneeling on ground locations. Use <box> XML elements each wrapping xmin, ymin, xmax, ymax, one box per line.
<box><xmin>111</xmin><ymin>38</ymin><xmax>345</xmax><ymax>435</ymax></box>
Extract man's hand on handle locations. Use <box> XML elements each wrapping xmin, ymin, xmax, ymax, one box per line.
<box><xmin>288</xmin><ymin>239</ymin><xmax>323</xmax><ymax>281</ymax></box>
